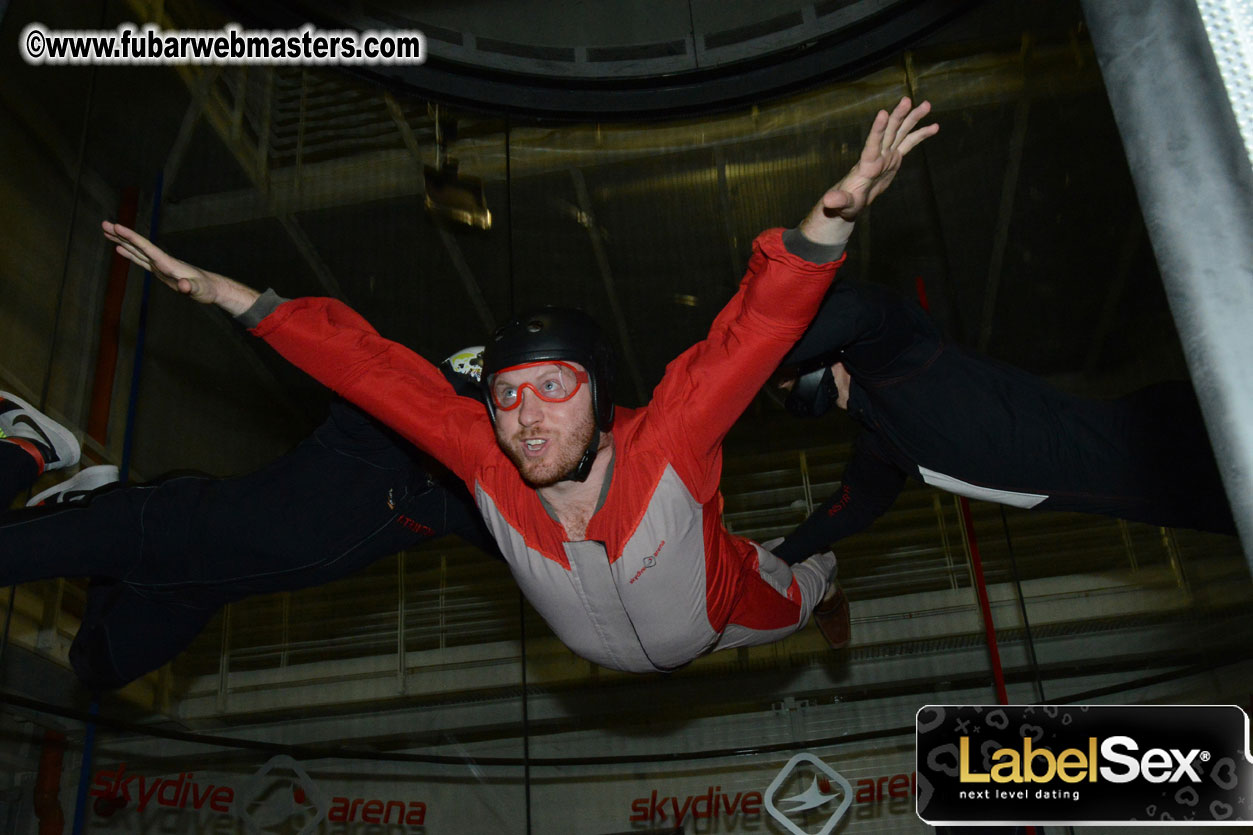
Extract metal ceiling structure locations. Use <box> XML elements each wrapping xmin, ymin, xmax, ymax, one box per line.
<box><xmin>211</xmin><ymin>0</ymin><xmax>983</xmax><ymax>118</ymax></box>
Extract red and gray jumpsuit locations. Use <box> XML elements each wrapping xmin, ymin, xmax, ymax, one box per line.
<box><xmin>244</xmin><ymin>229</ymin><xmax>843</xmax><ymax>673</ymax></box>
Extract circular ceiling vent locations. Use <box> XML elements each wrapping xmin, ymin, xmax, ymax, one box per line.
<box><xmin>214</xmin><ymin>0</ymin><xmax>977</xmax><ymax>118</ymax></box>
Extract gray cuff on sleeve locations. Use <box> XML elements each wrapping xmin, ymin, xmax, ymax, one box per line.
<box><xmin>782</xmin><ymin>227</ymin><xmax>847</xmax><ymax>264</ymax></box>
<box><xmin>235</xmin><ymin>289</ymin><xmax>289</xmax><ymax>329</ymax></box>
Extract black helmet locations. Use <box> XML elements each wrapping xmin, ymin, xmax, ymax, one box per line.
<box><xmin>482</xmin><ymin>307</ymin><xmax>615</xmax><ymax>430</ymax></box>
<box><xmin>438</xmin><ymin>345</ymin><xmax>485</xmax><ymax>400</ymax></box>
<box><xmin>482</xmin><ymin>307</ymin><xmax>615</xmax><ymax>483</ymax></box>
<box><xmin>784</xmin><ymin>365</ymin><xmax>838</xmax><ymax>418</ymax></box>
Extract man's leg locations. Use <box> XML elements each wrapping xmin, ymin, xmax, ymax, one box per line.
<box><xmin>68</xmin><ymin>472</ymin><xmax>470</xmax><ymax>692</ymax></box>
<box><xmin>21</xmin><ymin>402</ymin><xmax>486</xmax><ymax>690</ymax></box>
<box><xmin>0</xmin><ymin>395</ymin><xmax>132</xmax><ymax>585</ymax></box>
<box><xmin>8</xmin><ymin>445</ymin><xmax>388</xmax><ymax>690</ymax></box>
<box><xmin>786</xmin><ymin>550</ymin><xmax>851</xmax><ymax>650</ymax></box>
<box><xmin>1042</xmin><ymin>381</ymin><xmax>1239</xmax><ymax>534</ymax></box>
<box><xmin>0</xmin><ymin>480</ymin><xmax>183</xmax><ymax>585</ymax></box>
<box><xmin>124</xmin><ymin>401</ymin><xmax>454</xmax><ymax>593</ymax></box>
<box><xmin>812</xmin><ymin>582</ymin><xmax>851</xmax><ymax>649</ymax></box>
<box><xmin>1126</xmin><ymin>382</ymin><xmax>1237</xmax><ymax>535</ymax></box>
<box><xmin>0</xmin><ymin>441</ymin><xmax>39</xmax><ymax>507</ymax></box>
<box><xmin>69</xmin><ymin>583</ymin><xmax>215</xmax><ymax>691</ymax></box>
<box><xmin>711</xmin><ymin>544</ymin><xmax>842</xmax><ymax>653</ymax></box>
<box><xmin>0</xmin><ymin>403</ymin><xmax>389</xmax><ymax>588</ymax></box>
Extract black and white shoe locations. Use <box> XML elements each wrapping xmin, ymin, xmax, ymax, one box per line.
<box><xmin>27</xmin><ymin>465</ymin><xmax>119</xmax><ymax>507</ymax></box>
<box><xmin>0</xmin><ymin>391</ymin><xmax>80</xmax><ymax>472</ymax></box>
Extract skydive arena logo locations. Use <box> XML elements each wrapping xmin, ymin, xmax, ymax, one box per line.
<box><xmin>764</xmin><ymin>753</ymin><xmax>853</xmax><ymax>835</ymax></box>
<box><xmin>89</xmin><ymin>754</ymin><xmax>427</xmax><ymax>832</ymax></box>
<box><xmin>916</xmin><ymin>705</ymin><xmax>1253</xmax><ymax>825</ymax></box>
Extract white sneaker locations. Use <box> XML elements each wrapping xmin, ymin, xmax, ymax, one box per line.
<box><xmin>27</xmin><ymin>465</ymin><xmax>119</xmax><ymax>507</ymax></box>
<box><xmin>0</xmin><ymin>391</ymin><xmax>80</xmax><ymax>472</ymax></box>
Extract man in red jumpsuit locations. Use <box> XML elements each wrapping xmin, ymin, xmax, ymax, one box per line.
<box><xmin>103</xmin><ymin>99</ymin><xmax>938</xmax><ymax>671</ymax></box>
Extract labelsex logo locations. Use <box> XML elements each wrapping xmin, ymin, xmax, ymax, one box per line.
<box><xmin>961</xmin><ymin>735</ymin><xmax>1207</xmax><ymax>785</ymax></box>
<box><xmin>918</xmin><ymin>704</ymin><xmax>1253</xmax><ymax>825</ymax></box>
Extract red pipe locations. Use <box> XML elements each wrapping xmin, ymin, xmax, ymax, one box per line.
<box><xmin>86</xmin><ymin>187</ymin><xmax>139</xmax><ymax>446</ymax></box>
<box><xmin>914</xmin><ymin>276</ymin><xmax>1009</xmax><ymax>706</ymax></box>
<box><xmin>958</xmin><ymin>497</ymin><xmax>1009</xmax><ymax>705</ymax></box>
<box><xmin>33</xmin><ymin>730</ymin><xmax>65</xmax><ymax>835</ymax></box>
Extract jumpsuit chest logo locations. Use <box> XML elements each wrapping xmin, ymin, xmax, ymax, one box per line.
<box><xmin>629</xmin><ymin>540</ymin><xmax>666</xmax><ymax>584</ymax></box>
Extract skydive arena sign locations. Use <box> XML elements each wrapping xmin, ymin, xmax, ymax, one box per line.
<box><xmin>916</xmin><ymin>705</ymin><xmax>1253</xmax><ymax>825</ymax></box>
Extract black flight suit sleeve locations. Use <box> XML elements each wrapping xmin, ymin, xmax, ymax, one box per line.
<box><xmin>773</xmin><ymin>281</ymin><xmax>939</xmax><ymax>565</ymax></box>
<box><xmin>783</xmin><ymin>279</ymin><xmax>940</xmax><ymax>375</ymax></box>
<box><xmin>773</xmin><ymin>433</ymin><xmax>908</xmax><ymax>564</ymax></box>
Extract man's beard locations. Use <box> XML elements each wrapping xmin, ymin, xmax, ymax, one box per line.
<box><xmin>499</xmin><ymin>408</ymin><xmax>597</xmax><ymax>487</ymax></box>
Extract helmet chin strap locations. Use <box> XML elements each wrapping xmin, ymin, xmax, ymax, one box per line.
<box><xmin>561</xmin><ymin>428</ymin><xmax>601</xmax><ymax>483</ymax></box>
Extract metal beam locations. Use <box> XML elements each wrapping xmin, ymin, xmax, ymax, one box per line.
<box><xmin>273</xmin><ymin>212</ymin><xmax>344</xmax><ymax>298</ymax></box>
<box><xmin>162</xmin><ymin>68</ymin><xmax>220</xmax><ymax>194</ymax></box>
<box><xmin>1083</xmin><ymin>221</ymin><xmax>1144</xmax><ymax>376</ymax></box>
<box><xmin>156</xmin><ymin>42</ymin><xmax>1103</xmax><ymax>235</ymax></box>
<box><xmin>1081</xmin><ymin>0</ymin><xmax>1253</xmax><ymax>559</ymax></box>
<box><xmin>1</xmin><ymin>61</ymin><xmax>309</xmax><ymax>438</ymax></box>
<box><xmin>383</xmin><ymin>91</ymin><xmax>496</xmax><ymax>334</ymax></box>
<box><xmin>256</xmin><ymin>66</ymin><xmax>275</xmax><ymax>186</ymax></box>
<box><xmin>432</xmin><ymin>222</ymin><xmax>498</xmax><ymax>335</ymax></box>
<box><xmin>142</xmin><ymin>68</ymin><xmax>311</xmax><ymax>425</ymax></box>
<box><xmin>978</xmin><ymin>36</ymin><xmax>1033</xmax><ymax>353</ymax></box>
<box><xmin>161</xmin><ymin>149</ymin><xmax>426</xmax><ymax>233</ymax></box>
<box><xmin>124</xmin><ymin>0</ymin><xmax>344</xmax><ymax>299</ymax></box>
<box><xmin>570</xmin><ymin>167</ymin><xmax>649</xmax><ymax>404</ymax></box>
<box><xmin>0</xmin><ymin>74</ymin><xmax>115</xmax><ymax>213</ymax></box>
<box><xmin>713</xmin><ymin>145</ymin><xmax>744</xmax><ymax>292</ymax></box>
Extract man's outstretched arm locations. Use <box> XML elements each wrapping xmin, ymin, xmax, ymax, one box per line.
<box><xmin>103</xmin><ymin>221</ymin><xmax>261</xmax><ymax>315</ymax></box>
<box><xmin>658</xmin><ymin>98</ymin><xmax>938</xmax><ymax>474</ymax></box>
<box><xmin>101</xmin><ymin>221</ymin><xmax>486</xmax><ymax>482</ymax></box>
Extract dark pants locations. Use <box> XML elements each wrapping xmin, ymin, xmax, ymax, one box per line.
<box><xmin>0</xmin><ymin>442</ymin><xmax>38</xmax><ymax>505</ymax></box>
<box><xmin>1035</xmin><ymin>381</ymin><xmax>1236</xmax><ymax>535</ymax></box>
<box><xmin>0</xmin><ymin>402</ymin><xmax>496</xmax><ymax>690</ymax></box>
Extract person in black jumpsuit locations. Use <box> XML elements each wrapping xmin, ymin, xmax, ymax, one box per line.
<box><xmin>772</xmin><ymin>277</ymin><xmax>1237</xmax><ymax>564</ymax></box>
<box><xmin>0</xmin><ymin>373</ymin><xmax>498</xmax><ymax>691</ymax></box>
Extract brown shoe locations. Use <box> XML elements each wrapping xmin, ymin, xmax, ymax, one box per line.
<box><xmin>814</xmin><ymin>584</ymin><xmax>851</xmax><ymax>649</ymax></box>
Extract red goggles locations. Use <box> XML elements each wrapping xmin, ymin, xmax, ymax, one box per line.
<box><xmin>490</xmin><ymin>361</ymin><xmax>589</xmax><ymax>411</ymax></box>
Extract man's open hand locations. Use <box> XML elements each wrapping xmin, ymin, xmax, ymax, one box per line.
<box><xmin>102</xmin><ymin>221</ymin><xmax>260</xmax><ymax>315</ymax></box>
<box><xmin>799</xmin><ymin>97</ymin><xmax>939</xmax><ymax>246</ymax></box>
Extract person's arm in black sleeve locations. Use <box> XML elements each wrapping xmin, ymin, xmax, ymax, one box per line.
<box><xmin>773</xmin><ymin>434</ymin><xmax>907</xmax><ymax>564</ymax></box>
<box><xmin>782</xmin><ymin>280</ymin><xmax>942</xmax><ymax>377</ymax></box>
<box><xmin>781</xmin><ymin>280</ymin><xmax>883</xmax><ymax>369</ymax></box>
